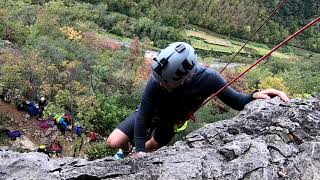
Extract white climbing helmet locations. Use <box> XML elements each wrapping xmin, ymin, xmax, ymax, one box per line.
<box><xmin>152</xmin><ymin>42</ymin><xmax>198</xmax><ymax>84</ymax></box>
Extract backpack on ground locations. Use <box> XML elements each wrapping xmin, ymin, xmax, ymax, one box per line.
<box><xmin>6</xmin><ymin>130</ymin><xmax>22</xmax><ymax>140</ymax></box>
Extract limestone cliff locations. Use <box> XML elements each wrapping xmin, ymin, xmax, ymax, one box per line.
<box><xmin>1</xmin><ymin>96</ymin><xmax>320</xmax><ymax>180</ymax></box>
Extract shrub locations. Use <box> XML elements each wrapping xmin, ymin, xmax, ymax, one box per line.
<box><xmin>244</xmin><ymin>67</ymin><xmax>273</xmax><ymax>90</ymax></box>
<box><xmin>258</xmin><ymin>76</ymin><xmax>289</xmax><ymax>93</ymax></box>
<box><xmin>86</xmin><ymin>142</ymin><xmax>116</xmax><ymax>160</ymax></box>
<box><xmin>95</xmin><ymin>93</ymin><xmax>133</xmax><ymax>135</ymax></box>
<box><xmin>0</xmin><ymin>113</ymin><xmax>10</xmax><ymax>145</ymax></box>
<box><xmin>75</xmin><ymin>95</ymin><xmax>99</xmax><ymax>131</ymax></box>
<box><xmin>0</xmin><ymin>113</ymin><xmax>10</xmax><ymax>126</ymax></box>
<box><xmin>43</xmin><ymin>102</ymin><xmax>65</xmax><ymax>118</ymax></box>
<box><xmin>279</xmin><ymin>68</ymin><xmax>320</xmax><ymax>97</ymax></box>
<box><xmin>98</xmin><ymin>12</ymin><xmax>129</xmax><ymax>31</ymax></box>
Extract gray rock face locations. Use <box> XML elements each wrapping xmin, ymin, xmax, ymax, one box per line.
<box><xmin>1</xmin><ymin>96</ymin><xmax>320</xmax><ymax>180</ymax></box>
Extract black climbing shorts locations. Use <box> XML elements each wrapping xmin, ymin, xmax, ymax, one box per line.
<box><xmin>117</xmin><ymin>111</ymin><xmax>175</xmax><ymax>147</ymax></box>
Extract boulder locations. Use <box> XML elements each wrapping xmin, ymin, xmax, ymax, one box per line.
<box><xmin>10</xmin><ymin>136</ymin><xmax>38</xmax><ymax>152</ymax></box>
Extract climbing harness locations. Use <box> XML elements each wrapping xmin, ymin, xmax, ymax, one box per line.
<box><xmin>174</xmin><ymin>120</ymin><xmax>189</xmax><ymax>133</ymax></box>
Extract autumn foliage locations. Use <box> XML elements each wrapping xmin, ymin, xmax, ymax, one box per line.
<box><xmin>82</xmin><ymin>32</ymin><xmax>122</xmax><ymax>51</ymax></box>
<box><xmin>59</xmin><ymin>26</ymin><xmax>83</xmax><ymax>40</ymax></box>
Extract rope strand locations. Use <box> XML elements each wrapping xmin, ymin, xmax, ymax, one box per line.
<box><xmin>219</xmin><ymin>0</ymin><xmax>289</xmax><ymax>74</ymax></box>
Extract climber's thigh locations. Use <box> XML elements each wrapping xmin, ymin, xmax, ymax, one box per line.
<box><xmin>153</xmin><ymin>122</ymin><xmax>175</xmax><ymax>147</ymax></box>
<box><xmin>107</xmin><ymin>112</ymin><xmax>137</xmax><ymax>148</ymax></box>
<box><xmin>107</xmin><ymin>128</ymin><xmax>130</xmax><ymax>148</ymax></box>
<box><xmin>116</xmin><ymin>111</ymin><xmax>137</xmax><ymax>140</ymax></box>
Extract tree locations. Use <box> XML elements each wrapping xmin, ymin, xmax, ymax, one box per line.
<box><xmin>258</xmin><ymin>76</ymin><xmax>288</xmax><ymax>93</ymax></box>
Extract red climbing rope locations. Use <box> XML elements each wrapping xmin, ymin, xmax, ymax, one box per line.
<box><xmin>198</xmin><ymin>16</ymin><xmax>320</xmax><ymax>111</ymax></box>
<box><xmin>219</xmin><ymin>0</ymin><xmax>289</xmax><ymax>74</ymax></box>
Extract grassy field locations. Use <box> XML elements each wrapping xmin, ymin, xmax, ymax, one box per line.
<box><xmin>190</xmin><ymin>39</ymin><xmax>234</xmax><ymax>53</ymax></box>
<box><xmin>94</xmin><ymin>26</ymin><xmax>317</xmax><ymax>62</ymax></box>
<box><xmin>187</xmin><ymin>29</ymin><xmax>291</xmax><ymax>59</ymax></box>
<box><xmin>96</xmin><ymin>31</ymin><xmax>161</xmax><ymax>51</ymax></box>
<box><xmin>186</xmin><ymin>30</ymin><xmax>232</xmax><ymax>46</ymax></box>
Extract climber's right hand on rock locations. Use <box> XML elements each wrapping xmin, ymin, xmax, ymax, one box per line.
<box><xmin>252</xmin><ymin>88</ymin><xmax>289</xmax><ymax>102</ymax></box>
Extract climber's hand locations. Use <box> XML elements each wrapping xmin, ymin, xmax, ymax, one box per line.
<box><xmin>253</xmin><ymin>89</ymin><xmax>289</xmax><ymax>102</ymax></box>
<box><xmin>129</xmin><ymin>151</ymin><xmax>147</xmax><ymax>158</ymax></box>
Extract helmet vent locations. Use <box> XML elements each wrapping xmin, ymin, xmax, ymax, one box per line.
<box><xmin>181</xmin><ymin>59</ymin><xmax>195</xmax><ymax>71</ymax></box>
<box><xmin>175</xmin><ymin>44</ymin><xmax>186</xmax><ymax>53</ymax></box>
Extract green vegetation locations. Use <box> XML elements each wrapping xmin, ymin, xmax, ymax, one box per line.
<box><xmin>86</xmin><ymin>142</ymin><xmax>116</xmax><ymax>160</ymax></box>
<box><xmin>242</xmin><ymin>54</ymin><xmax>320</xmax><ymax>98</ymax></box>
<box><xmin>150</xmin><ymin>0</ymin><xmax>319</xmax><ymax>53</ymax></box>
<box><xmin>0</xmin><ymin>113</ymin><xmax>10</xmax><ymax>145</ymax></box>
<box><xmin>0</xmin><ymin>113</ymin><xmax>10</xmax><ymax>126</ymax></box>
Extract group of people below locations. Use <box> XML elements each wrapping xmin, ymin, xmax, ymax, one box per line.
<box><xmin>0</xmin><ymin>90</ymin><xmax>104</xmax><ymax>158</ymax></box>
<box><xmin>51</xmin><ymin>113</ymin><xmax>72</xmax><ymax>135</ymax></box>
<box><xmin>0</xmin><ymin>87</ymin><xmax>49</xmax><ymax>119</ymax></box>
<box><xmin>15</xmin><ymin>96</ymin><xmax>48</xmax><ymax>118</ymax></box>
<box><xmin>36</xmin><ymin>117</ymin><xmax>101</xmax><ymax>158</ymax></box>
<box><xmin>107</xmin><ymin>42</ymin><xmax>289</xmax><ymax>159</ymax></box>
